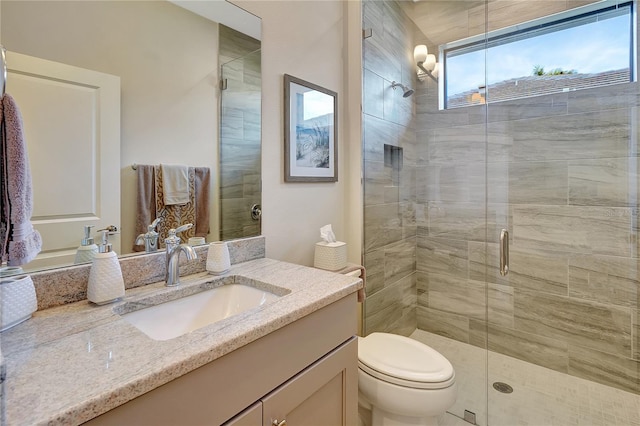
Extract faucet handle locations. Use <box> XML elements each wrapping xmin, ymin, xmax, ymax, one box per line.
<box><xmin>165</xmin><ymin>223</ymin><xmax>193</xmax><ymax>249</ymax></box>
<box><xmin>149</xmin><ymin>217</ymin><xmax>161</xmax><ymax>231</ymax></box>
<box><xmin>174</xmin><ymin>223</ymin><xmax>193</xmax><ymax>235</ymax></box>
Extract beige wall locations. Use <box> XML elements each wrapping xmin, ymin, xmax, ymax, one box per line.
<box><xmin>231</xmin><ymin>0</ymin><xmax>363</xmax><ymax>266</ymax></box>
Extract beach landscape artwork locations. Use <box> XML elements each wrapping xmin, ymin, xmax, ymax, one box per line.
<box><xmin>284</xmin><ymin>74</ymin><xmax>337</xmax><ymax>182</ymax></box>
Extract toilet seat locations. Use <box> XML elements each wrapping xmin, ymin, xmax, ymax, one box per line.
<box><xmin>358</xmin><ymin>333</ymin><xmax>455</xmax><ymax>390</ymax></box>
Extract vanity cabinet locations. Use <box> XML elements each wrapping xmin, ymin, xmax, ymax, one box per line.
<box><xmin>225</xmin><ymin>337</ymin><xmax>356</xmax><ymax>426</ymax></box>
<box><xmin>86</xmin><ymin>293</ymin><xmax>358</xmax><ymax>426</ymax></box>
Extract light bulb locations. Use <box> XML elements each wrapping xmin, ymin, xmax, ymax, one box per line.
<box><xmin>425</xmin><ymin>54</ymin><xmax>436</xmax><ymax>71</ymax></box>
<box><xmin>432</xmin><ymin>63</ymin><xmax>440</xmax><ymax>79</ymax></box>
<box><xmin>414</xmin><ymin>45</ymin><xmax>428</xmax><ymax>64</ymax></box>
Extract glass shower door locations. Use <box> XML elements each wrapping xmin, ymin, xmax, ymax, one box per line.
<box><xmin>484</xmin><ymin>1</ymin><xmax>640</xmax><ymax>424</ymax></box>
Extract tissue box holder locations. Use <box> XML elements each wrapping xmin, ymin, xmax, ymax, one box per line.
<box><xmin>314</xmin><ymin>241</ymin><xmax>347</xmax><ymax>271</ymax></box>
<box><xmin>1</xmin><ymin>275</ymin><xmax>37</xmax><ymax>332</ymax></box>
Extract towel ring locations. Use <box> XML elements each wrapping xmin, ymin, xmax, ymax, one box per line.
<box><xmin>0</xmin><ymin>45</ymin><xmax>6</xmax><ymax>99</ymax></box>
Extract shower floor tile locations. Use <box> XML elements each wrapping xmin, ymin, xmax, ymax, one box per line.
<box><xmin>411</xmin><ymin>330</ymin><xmax>640</xmax><ymax>426</ymax></box>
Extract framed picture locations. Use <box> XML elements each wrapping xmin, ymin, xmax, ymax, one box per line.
<box><xmin>284</xmin><ymin>74</ymin><xmax>337</xmax><ymax>182</ymax></box>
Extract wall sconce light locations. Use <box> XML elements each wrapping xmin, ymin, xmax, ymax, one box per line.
<box><xmin>414</xmin><ymin>44</ymin><xmax>439</xmax><ymax>82</ymax></box>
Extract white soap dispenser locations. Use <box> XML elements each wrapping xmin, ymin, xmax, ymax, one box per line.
<box><xmin>87</xmin><ymin>230</ymin><xmax>125</xmax><ymax>305</ymax></box>
<box><xmin>74</xmin><ymin>225</ymin><xmax>99</xmax><ymax>264</ymax></box>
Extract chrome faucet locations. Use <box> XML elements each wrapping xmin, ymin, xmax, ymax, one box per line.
<box><xmin>164</xmin><ymin>223</ymin><xmax>196</xmax><ymax>286</ymax></box>
<box><xmin>165</xmin><ymin>243</ymin><xmax>197</xmax><ymax>286</ymax></box>
<box><xmin>135</xmin><ymin>218</ymin><xmax>161</xmax><ymax>253</ymax></box>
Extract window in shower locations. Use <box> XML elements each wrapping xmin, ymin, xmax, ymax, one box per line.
<box><xmin>442</xmin><ymin>1</ymin><xmax>634</xmax><ymax>109</ymax></box>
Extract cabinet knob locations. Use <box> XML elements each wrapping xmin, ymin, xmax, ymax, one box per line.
<box><xmin>272</xmin><ymin>419</ymin><xmax>287</xmax><ymax>426</ymax></box>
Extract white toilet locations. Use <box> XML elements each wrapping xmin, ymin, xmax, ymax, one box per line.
<box><xmin>358</xmin><ymin>332</ymin><xmax>457</xmax><ymax>426</ymax></box>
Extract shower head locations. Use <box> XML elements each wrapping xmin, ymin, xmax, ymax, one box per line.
<box><xmin>391</xmin><ymin>81</ymin><xmax>414</xmax><ymax>98</ymax></box>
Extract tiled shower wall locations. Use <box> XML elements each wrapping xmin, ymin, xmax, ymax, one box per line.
<box><xmin>362</xmin><ymin>0</ymin><xmax>418</xmax><ymax>336</ymax></box>
<box><xmin>219</xmin><ymin>25</ymin><xmax>262</xmax><ymax>240</ymax></box>
<box><xmin>413</xmin><ymin>1</ymin><xmax>640</xmax><ymax>394</ymax></box>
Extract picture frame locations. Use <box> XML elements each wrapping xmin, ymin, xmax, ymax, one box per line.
<box><xmin>284</xmin><ymin>74</ymin><xmax>338</xmax><ymax>182</ymax></box>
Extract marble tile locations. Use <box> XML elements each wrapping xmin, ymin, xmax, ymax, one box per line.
<box><xmin>364</xmin><ymin>159</ymin><xmax>393</xmax><ymax>206</ymax></box>
<box><xmin>486</xmin><ymin>123</ymin><xmax>516</xmax><ymax>162</ymax></box>
<box><xmin>568</xmin><ymin>82</ymin><xmax>640</xmax><ymax>114</ymax></box>
<box><xmin>363</xmin><ymin>248</ymin><xmax>386</xmax><ymax>297</ymax></box>
<box><xmin>362</xmin><ymin>22</ymin><xmax>402</xmax><ymax>84</ymax></box>
<box><xmin>512</xmin><ymin>204</ymin><xmax>636</xmax><ymax>257</ymax></box>
<box><xmin>398</xmin><ymin>165</ymin><xmax>417</xmax><ymax>204</ymax></box>
<box><xmin>485</xmin><ymin>322</ymin><xmax>569</xmax><ymax>373</ymax></box>
<box><xmin>399</xmin><ymin>134</ymin><xmax>418</xmax><ymax>173</ymax></box>
<box><xmin>569</xmin><ymin>157</ymin><xmax>639</xmax><ymax>207</ymax></box>
<box><xmin>220</xmin><ymin>198</ymin><xmax>254</xmax><ymax>230</ymax></box>
<box><xmin>415</xmin><ymin>204</ymin><xmax>429</xmax><ymax>228</ymax></box>
<box><xmin>363</xmin><ymin>114</ymin><xmax>399</xmax><ymax>162</ymax></box>
<box><xmin>487</xmin><ymin>283</ymin><xmax>514</xmax><ymax>328</ymax></box>
<box><xmin>415</xmin><ymin>105</ymin><xmax>478</xmax><ymax>130</ymax></box>
<box><xmin>416</xmin><ymin>271</ymin><xmax>428</xmax><ymax>308</ymax></box>
<box><xmin>363</xmin><ymin>203</ymin><xmax>405</xmax><ymax>252</ymax></box>
<box><xmin>219</xmin><ymin>25</ymin><xmax>260</xmax><ymax>62</ymax></box>
<box><xmin>486</xmin><ymin>92</ymin><xmax>568</xmax><ymax>123</ymax></box>
<box><xmin>416</xmin><ymin>236</ymin><xmax>469</xmax><ymax>280</ymax></box>
<box><xmin>220</xmin><ymin>169</ymin><xmax>243</xmax><ymax>199</ymax></box>
<box><xmin>381</xmin><ymin>0</ymin><xmax>411</xmax><ymax>55</ymax></box>
<box><xmin>468</xmin><ymin>242</ymin><xmax>569</xmax><ymax>295</ymax></box>
<box><xmin>384</xmin><ymin>237</ymin><xmax>416</xmax><ymax>284</ymax></box>
<box><xmin>415</xmin><ymin>90</ymin><xmax>438</xmax><ymax>116</ymax></box>
<box><xmin>362</xmin><ymin>0</ymin><xmax>383</xmax><ymax>34</ymax></box>
<box><xmin>468</xmin><ymin>319</ymin><xmax>488</xmax><ymax>349</ymax></box>
<box><xmin>363</xmin><ymin>69</ymin><xmax>385</xmax><ymax>119</ymax></box>
<box><xmin>220</xmin><ymin>108</ymin><xmax>243</xmax><ymax>140</ymax></box>
<box><xmin>417</xmin><ymin>306</ymin><xmax>469</xmax><ymax>343</ymax></box>
<box><xmin>505</xmin><ymin>160</ymin><xmax>569</xmax><ymax>205</ymax></box>
<box><xmin>510</xmin><ymin>109</ymin><xmax>634</xmax><ymax>162</ymax></box>
<box><xmin>428</xmin><ymin>124</ymin><xmax>487</xmax><ymax>163</ymax></box>
<box><xmin>633</xmin><ymin>308</ymin><xmax>639</xmax><ymax>360</ymax></box>
<box><xmin>422</xmin><ymin>161</ymin><xmax>485</xmax><ymax>203</ymax></box>
<box><xmin>427</xmin><ymin>273</ymin><xmax>486</xmax><ymax>320</ymax></box>
<box><xmin>428</xmin><ymin>202</ymin><xmax>508</xmax><ymax>243</ymax></box>
<box><xmin>425</xmin><ymin>273</ymin><xmax>512</xmax><ymax>328</ymax></box>
<box><xmin>568</xmin><ymin>345</ymin><xmax>640</xmax><ymax>394</ymax></box>
<box><xmin>384</xmin><ymin>83</ymin><xmax>414</xmax><ymax>128</ymax></box>
<box><xmin>242</xmin><ymin>111</ymin><xmax>261</xmax><ymax>141</ymax></box>
<box><xmin>364</xmin><ymin>274</ymin><xmax>416</xmax><ymax>336</ymax></box>
<box><xmin>220</xmin><ymin>138</ymin><xmax>261</xmax><ymax>167</ymax></box>
<box><xmin>568</xmin><ymin>254</ymin><xmax>639</xmax><ymax>307</ymax></box>
<box><xmin>514</xmin><ymin>289</ymin><xmax>632</xmax><ymax>356</ymax></box>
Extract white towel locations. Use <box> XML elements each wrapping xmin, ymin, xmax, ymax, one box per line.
<box><xmin>161</xmin><ymin>164</ymin><xmax>189</xmax><ymax>205</ymax></box>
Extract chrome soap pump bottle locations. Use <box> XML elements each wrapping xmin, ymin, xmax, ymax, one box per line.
<box><xmin>87</xmin><ymin>230</ymin><xmax>125</xmax><ymax>305</ymax></box>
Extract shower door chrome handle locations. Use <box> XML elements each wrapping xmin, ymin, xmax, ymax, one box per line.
<box><xmin>500</xmin><ymin>229</ymin><xmax>509</xmax><ymax>276</ymax></box>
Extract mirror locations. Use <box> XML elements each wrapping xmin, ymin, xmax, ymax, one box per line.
<box><xmin>0</xmin><ymin>0</ymin><xmax>261</xmax><ymax>275</ymax></box>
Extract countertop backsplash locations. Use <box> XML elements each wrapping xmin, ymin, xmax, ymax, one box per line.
<box><xmin>29</xmin><ymin>236</ymin><xmax>266</xmax><ymax>310</ymax></box>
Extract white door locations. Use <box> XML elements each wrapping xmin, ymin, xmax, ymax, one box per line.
<box><xmin>6</xmin><ymin>51</ymin><xmax>120</xmax><ymax>270</ymax></box>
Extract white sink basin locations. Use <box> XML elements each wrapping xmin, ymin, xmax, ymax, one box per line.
<box><xmin>119</xmin><ymin>282</ymin><xmax>283</xmax><ymax>341</ymax></box>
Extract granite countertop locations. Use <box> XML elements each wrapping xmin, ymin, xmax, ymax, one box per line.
<box><xmin>1</xmin><ymin>258</ymin><xmax>362</xmax><ymax>425</ymax></box>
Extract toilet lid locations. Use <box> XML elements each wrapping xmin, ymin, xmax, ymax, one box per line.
<box><xmin>358</xmin><ymin>333</ymin><xmax>454</xmax><ymax>388</ymax></box>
